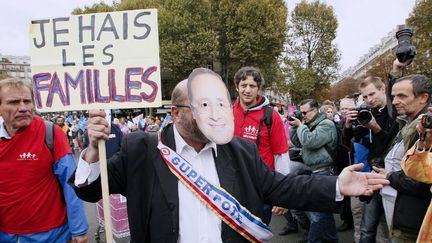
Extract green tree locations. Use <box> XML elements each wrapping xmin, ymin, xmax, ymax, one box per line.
<box><xmin>0</xmin><ymin>72</ymin><xmax>9</xmax><ymax>80</ymax></box>
<box><xmin>116</xmin><ymin>0</ymin><xmax>160</xmax><ymax>11</ymax></box>
<box><xmin>213</xmin><ymin>0</ymin><xmax>287</xmax><ymax>93</ymax></box>
<box><xmin>366</xmin><ymin>52</ymin><xmax>394</xmax><ymax>81</ymax></box>
<box><xmin>72</xmin><ymin>2</ymin><xmax>116</xmax><ymax>14</ymax></box>
<box><xmin>73</xmin><ymin>0</ymin><xmax>218</xmax><ymax>99</ymax></box>
<box><xmin>407</xmin><ymin>0</ymin><xmax>432</xmax><ymax>78</ymax></box>
<box><xmin>283</xmin><ymin>0</ymin><xmax>340</xmax><ymax>104</ymax></box>
<box><xmin>156</xmin><ymin>0</ymin><xmax>218</xmax><ymax>98</ymax></box>
<box><xmin>73</xmin><ymin>0</ymin><xmax>287</xmax><ymax>99</ymax></box>
<box><xmin>327</xmin><ymin>77</ymin><xmax>358</xmax><ymax>101</ymax></box>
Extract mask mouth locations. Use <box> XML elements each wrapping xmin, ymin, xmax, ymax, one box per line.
<box><xmin>208</xmin><ymin>123</ymin><xmax>226</xmax><ymax>128</ymax></box>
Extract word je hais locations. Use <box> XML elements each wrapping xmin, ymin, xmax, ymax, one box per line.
<box><xmin>32</xmin><ymin>11</ymin><xmax>152</xmax><ymax>48</ymax></box>
<box><xmin>33</xmin><ymin>66</ymin><xmax>158</xmax><ymax>109</ymax></box>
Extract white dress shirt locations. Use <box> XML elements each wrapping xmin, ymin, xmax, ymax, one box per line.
<box><xmin>172</xmin><ymin>125</ymin><xmax>222</xmax><ymax>243</ymax></box>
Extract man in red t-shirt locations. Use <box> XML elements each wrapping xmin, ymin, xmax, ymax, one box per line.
<box><xmin>232</xmin><ymin>67</ymin><xmax>289</xmax><ymax>225</ymax></box>
<box><xmin>0</xmin><ymin>78</ymin><xmax>88</xmax><ymax>243</ymax></box>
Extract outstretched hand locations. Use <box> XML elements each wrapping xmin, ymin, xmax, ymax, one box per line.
<box><xmin>338</xmin><ymin>163</ymin><xmax>389</xmax><ymax>197</ymax></box>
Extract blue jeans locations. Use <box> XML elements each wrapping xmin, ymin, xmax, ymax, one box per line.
<box><xmin>308</xmin><ymin>167</ymin><xmax>338</xmax><ymax>243</ymax></box>
<box><xmin>359</xmin><ymin>193</ymin><xmax>387</xmax><ymax>243</ymax></box>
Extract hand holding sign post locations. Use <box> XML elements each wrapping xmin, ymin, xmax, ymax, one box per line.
<box><xmin>29</xmin><ymin>9</ymin><xmax>161</xmax><ymax>243</ymax></box>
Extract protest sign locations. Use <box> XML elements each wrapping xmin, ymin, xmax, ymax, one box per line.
<box><xmin>29</xmin><ymin>9</ymin><xmax>161</xmax><ymax>112</ymax></box>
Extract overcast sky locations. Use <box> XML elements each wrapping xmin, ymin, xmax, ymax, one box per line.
<box><xmin>0</xmin><ymin>0</ymin><xmax>416</xmax><ymax>72</ymax></box>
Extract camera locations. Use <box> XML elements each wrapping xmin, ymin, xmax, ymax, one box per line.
<box><xmin>395</xmin><ymin>25</ymin><xmax>416</xmax><ymax>64</ymax></box>
<box><xmin>370</xmin><ymin>157</ymin><xmax>384</xmax><ymax>168</ymax></box>
<box><xmin>357</xmin><ymin>104</ymin><xmax>372</xmax><ymax>125</ymax></box>
<box><xmin>288</xmin><ymin>110</ymin><xmax>303</xmax><ymax>122</ymax></box>
<box><xmin>421</xmin><ymin>111</ymin><xmax>432</xmax><ymax>129</ymax></box>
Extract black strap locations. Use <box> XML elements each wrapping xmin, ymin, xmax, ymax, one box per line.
<box><xmin>256</xmin><ymin>106</ymin><xmax>273</xmax><ymax>146</ymax></box>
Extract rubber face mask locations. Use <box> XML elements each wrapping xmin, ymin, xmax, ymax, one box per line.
<box><xmin>188</xmin><ymin>72</ymin><xmax>234</xmax><ymax>144</ymax></box>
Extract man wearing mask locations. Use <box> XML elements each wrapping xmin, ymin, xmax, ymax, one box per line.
<box><xmin>72</xmin><ymin>68</ymin><xmax>389</xmax><ymax>243</ymax></box>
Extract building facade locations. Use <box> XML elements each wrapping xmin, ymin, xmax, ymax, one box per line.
<box><xmin>0</xmin><ymin>55</ymin><xmax>31</xmax><ymax>80</ymax></box>
<box><xmin>339</xmin><ymin>29</ymin><xmax>398</xmax><ymax>81</ymax></box>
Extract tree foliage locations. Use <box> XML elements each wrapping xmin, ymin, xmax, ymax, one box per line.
<box><xmin>72</xmin><ymin>2</ymin><xmax>116</xmax><ymax>14</ymax></box>
<box><xmin>157</xmin><ymin>0</ymin><xmax>218</xmax><ymax>93</ymax></box>
<box><xmin>283</xmin><ymin>0</ymin><xmax>340</xmax><ymax>104</ymax></box>
<box><xmin>73</xmin><ymin>0</ymin><xmax>287</xmax><ymax>99</ymax></box>
<box><xmin>365</xmin><ymin>52</ymin><xmax>394</xmax><ymax>82</ymax></box>
<box><xmin>327</xmin><ymin>77</ymin><xmax>359</xmax><ymax>101</ymax></box>
<box><xmin>406</xmin><ymin>0</ymin><xmax>432</xmax><ymax>78</ymax></box>
<box><xmin>0</xmin><ymin>72</ymin><xmax>9</xmax><ymax>80</ymax></box>
<box><xmin>213</xmin><ymin>0</ymin><xmax>287</xmax><ymax>92</ymax></box>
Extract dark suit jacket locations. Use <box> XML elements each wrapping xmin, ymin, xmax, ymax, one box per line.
<box><xmin>72</xmin><ymin>125</ymin><xmax>340</xmax><ymax>243</ymax></box>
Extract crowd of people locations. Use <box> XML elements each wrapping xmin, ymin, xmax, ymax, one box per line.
<box><xmin>0</xmin><ymin>59</ymin><xmax>430</xmax><ymax>243</ymax></box>
<box><xmin>37</xmin><ymin>111</ymin><xmax>167</xmax><ymax>153</ymax></box>
<box><xmin>276</xmin><ymin>59</ymin><xmax>432</xmax><ymax>243</ymax></box>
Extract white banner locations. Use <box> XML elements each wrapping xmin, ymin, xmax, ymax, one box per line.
<box><xmin>29</xmin><ymin>9</ymin><xmax>161</xmax><ymax>112</ymax></box>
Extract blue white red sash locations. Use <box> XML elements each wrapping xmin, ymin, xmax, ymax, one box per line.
<box><xmin>157</xmin><ymin>141</ymin><xmax>273</xmax><ymax>243</ymax></box>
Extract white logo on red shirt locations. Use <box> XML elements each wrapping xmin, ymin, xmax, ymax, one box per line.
<box><xmin>18</xmin><ymin>152</ymin><xmax>38</xmax><ymax>160</ymax></box>
<box><xmin>243</xmin><ymin>125</ymin><xmax>258</xmax><ymax>140</ymax></box>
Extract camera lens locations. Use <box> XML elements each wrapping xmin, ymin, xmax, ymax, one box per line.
<box><xmin>357</xmin><ymin>110</ymin><xmax>372</xmax><ymax>125</ymax></box>
<box><xmin>356</xmin><ymin>104</ymin><xmax>372</xmax><ymax>125</ymax></box>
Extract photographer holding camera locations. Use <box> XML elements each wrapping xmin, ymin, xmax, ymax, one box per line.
<box><xmin>290</xmin><ymin>99</ymin><xmax>339</xmax><ymax>243</ymax></box>
<box><xmin>343</xmin><ymin>76</ymin><xmax>399</xmax><ymax>243</ymax></box>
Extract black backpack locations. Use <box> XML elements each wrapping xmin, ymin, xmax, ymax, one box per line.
<box><xmin>256</xmin><ymin>105</ymin><xmax>273</xmax><ymax>146</ymax></box>
<box><xmin>323</xmin><ymin>121</ymin><xmax>352</xmax><ymax>174</ymax></box>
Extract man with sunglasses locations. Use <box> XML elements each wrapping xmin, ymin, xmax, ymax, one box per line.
<box><xmin>290</xmin><ymin>98</ymin><xmax>339</xmax><ymax>243</ymax></box>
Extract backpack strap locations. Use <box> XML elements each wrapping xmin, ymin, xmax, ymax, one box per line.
<box><xmin>256</xmin><ymin>105</ymin><xmax>273</xmax><ymax>146</ymax></box>
<box><xmin>44</xmin><ymin>121</ymin><xmax>54</xmax><ymax>154</ymax></box>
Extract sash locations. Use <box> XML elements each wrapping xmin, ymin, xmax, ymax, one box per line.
<box><xmin>157</xmin><ymin>141</ymin><xmax>273</xmax><ymax>243</ymax></box>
